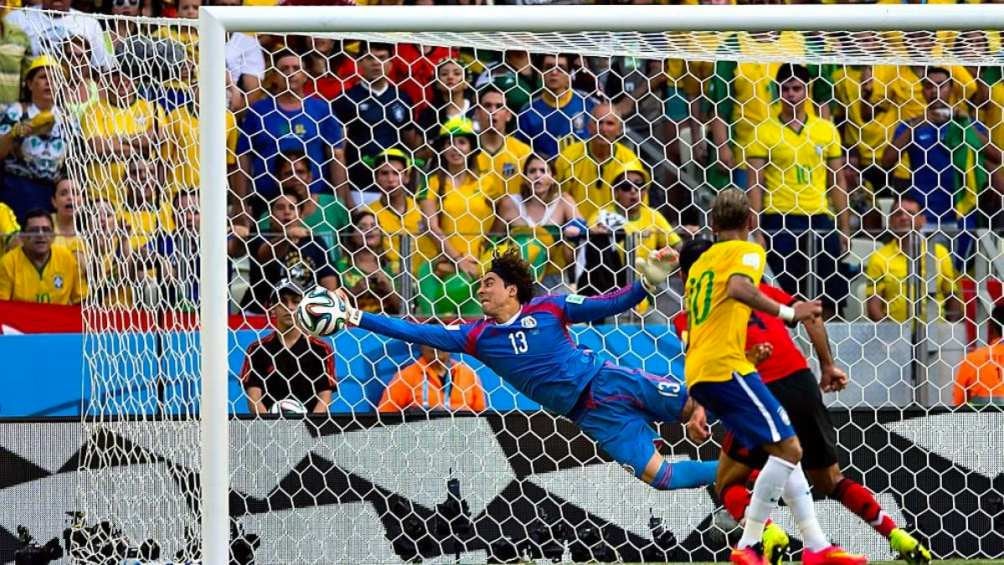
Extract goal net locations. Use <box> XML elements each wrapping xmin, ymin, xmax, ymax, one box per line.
<box><xmin>5</xmin><ymin>5</ymin><xmax>1002</xmax><ymax>563</ymax></box>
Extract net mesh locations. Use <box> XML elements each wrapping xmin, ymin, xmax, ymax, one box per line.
<box><xmin>5</xmin><ymin>6</ymin><xmax>1002</xmax><ymax>563</ymax></box>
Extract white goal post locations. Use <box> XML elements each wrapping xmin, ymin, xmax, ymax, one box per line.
<box><xmin>197</xmin><ymin>4</ymin><xmax>1004</xmax><ymax>564</ymax></box>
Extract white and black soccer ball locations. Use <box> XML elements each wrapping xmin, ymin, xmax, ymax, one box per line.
<box><xmin>270</xmin><ymin>398</ymin><xmax>307</xmax><ymax>415</ymax></box>
<box><xmin>295</xmin><ymin>287</ymin><xmax>347</xmax><ymax>336</ymax></box>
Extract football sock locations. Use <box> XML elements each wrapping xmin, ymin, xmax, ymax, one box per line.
<box><xmin>721</xmin><ymin>482</ymin><xmax>751</xmax><ymax>522</ymax></box>
<box><xmin>782</xmin><ymin>463</ymin><xmax>830</xmax><ymax>552</ymax></box>
<box><xmin>832</xmin><ymin>477</ymin><xmax>897</xmax><ymax>538</ymax></box>
<box><xmin>650</xmin><ymin>459</ymin><xmax>719</xmax><ymax>490</ymax></box>
<box><xmin>738</xmin><ymin>455</ymin><xmax>794</xmax><ymax>549</ymax></box>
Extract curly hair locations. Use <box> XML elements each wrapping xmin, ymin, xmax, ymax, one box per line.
<box><xmin>488</xmin><ymin>248</ymin><xmax>535</xmax><ymax>305</ymax></box>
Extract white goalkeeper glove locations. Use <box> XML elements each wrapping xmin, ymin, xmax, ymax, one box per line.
<box><xmin>334</xmin><ymin>288</ymin><xmax>362</xmax><ymax>327</ymax></box>
<box><xmin>636</xmin><ymin>247</ymin><xmax>680</xmax><ymax>293</ymax></box>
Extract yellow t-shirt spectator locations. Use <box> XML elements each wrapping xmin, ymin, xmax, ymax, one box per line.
<box><xmin>730</xmin><ymin>31</ymin><xmax>818</xmax><ymax>163</ymax></box>
<box><xmin>864</xmin><ymin>239</ymin><xmax>958</xmax><ymax>323</ymax></box>
<box><xmin>832</xmin><ymin>66</ymin><xmax>902</xmax><ymax>166</ymax></box>
<box><xmin>81</xmin><ymin>97</ymin><xmax>164</xmax><ymax>203</ymax></box>
<box><xmin>555</xmin><ymin>140</ymin><xmax>642</xmax><ymax>222</ymax></box>
<box><xmin>424</xmin><ymin>174</ymin><xmax>495</xmax><ymax>259</ymax></box>
<box><xmin>163</xmin><ymin>105</ymin><xmax>237</xmax><ymax>192</ymax></box>
<box><xmin>0</xmin><ymin>243</ymin><xmax>85</xmax><ymax>304</ymax></box>
<box><xmin>477</xmin><ymin>135</ymin><xmax>532</xmax><ymax>200</ymax></box>
<box><xmin>746</xmin><ymin>115</ymin><xmax>842</xmax><ymax>216</ymax></box>
<box><xmin>366</xmin><ymin>196</ymin><xmax>427</xmax><ymax>269</ymax></box>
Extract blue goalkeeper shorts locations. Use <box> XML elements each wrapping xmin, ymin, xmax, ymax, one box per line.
<box><xmin>568</xmin><ymin>362</ymin><xmax>688</xmax><ymax>478</ymax></box>
<box><xmin>689</xmin><ymin>371</ymin><xmax>796</xmax><ymax>450</ymax></box>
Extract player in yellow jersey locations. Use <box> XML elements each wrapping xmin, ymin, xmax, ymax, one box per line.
<box><xmin>684</xmin><ymin>189</ymin><xmax>866</xmax><ymax>565</ymax></box>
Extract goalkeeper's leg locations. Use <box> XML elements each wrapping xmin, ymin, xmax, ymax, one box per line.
<box><xmin>569</xmin><ymin>365</ymin><xmax>718</xmax><ymax>490</ymax></box>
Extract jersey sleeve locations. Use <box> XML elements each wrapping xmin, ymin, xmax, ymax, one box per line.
<box><xmin>0</xmin><ymin>254</ymin><xmax>13</xmax><ymax>300</ymax></box>
<box><xmin>671</xmin><ymin>311</ymin><xmax>688</xmax><ymax>337</ymax></box>
<box><xmin>863</xmin><ymin>251</ymin><xmax>886</xmax><ymax>298</ymax></box>
<box><xmin>824</xmin><ymin>121</ymin><xmax>842</xmax><ymax>160</ymax></box>
<box><xmin>561</xmin><ymin>282</ymin><xmax>649</xmax><ymax>323</ymax></box>
<box><xmin>357</xmin><ymin>312</ymin><xmax>469</xmax><ymax>352</ymax></box>
<box><xmin>239</xmin><ymin>342</ymin><xmax>265</xmax><ymax>390</ymax></box>
<box><xmin>746</xmin><ymin>123</ymin><xmax>769</xmax><ymax>160</ymax></box>
<box><xmin>936</xmin><ymin>244</ymin><xmax>959</xmax><ymax>296</ymax></box>
<box><xmin>723</xmin><ymin>243</ymin><xmax>766</xmax><ymax>286</ymax></box>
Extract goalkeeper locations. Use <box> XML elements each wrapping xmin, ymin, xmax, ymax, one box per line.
<box><xmin>333</xmin><ymin>247</ymin><xmax>718</xmax><ymax>490</ymax></box>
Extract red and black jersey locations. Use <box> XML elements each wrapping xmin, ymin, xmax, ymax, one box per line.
<box><xmin>239</xmin><ymin>331</ymin><xmax>337</xmax><ymax>412</ymax></box>
<box><xmin>672</xmin><ymin>283</ymin><xmax>808</xmax><ymax>384</ymax></box>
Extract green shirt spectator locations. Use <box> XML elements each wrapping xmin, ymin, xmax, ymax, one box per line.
<box><xmin>416</xmin><ymin>257</ymin><xmax>480</xmax><ymax>318</ymax></box>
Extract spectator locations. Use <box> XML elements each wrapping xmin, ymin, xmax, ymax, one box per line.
<box><xmin>953</xmin><ymin>303</ymin><xmax>1004</xmax><ymax>407</ymax></box>
<box><xmin>581</xmin><ymin>161</ymin><xmax>681</xmax><ymax>297</ymax></box>
<box><xmin>106</xmin><ymin>0</ymin><xmax>145</xmax><ymax>52</ymax></box>
<box><xmin>209</xmin><ymin>0</ymin><xmax>266</xmax><ymax>102</ymax></box>
<box><xmin>162</xmin><ymin>71</ymin><xmax>238</xmax><ymax>193</ymax></box>
<box><xmin>0</xmin><ymin>208</ymin><xmax>84</xmax><ymax>304</ymax></box>
<box><xmin>333</xmin><ymin>42</ymin><xmax>418</xmax><ymax>203</ymax></box>
<box><xmin>378</xmin><ymin>336</ymin><xmax>485</xmax><ymax>414</ymax></box>
<box><xmin>336</xmin><ymin>210</ymin><xmax>401</xmax><ymax>314</ymax></box>
<box><xmin>236</xmin><ymin>49</ymin><xmax>348</xmax><ymax>218</ymax></box>
<box><xmin>141</xmin><ymin>189</ymin><xmax>200</xmax><ymax>310</ymax></box>
<box><xmin>391</xmin><ymin>43</ymin><xmax>458</xmax><ymax>115</ymax></box>
<box><xmin>240</xmin><ymin>281</ymin><xmax>335</xmax><ymax>415</ymax></box>
<box><xmin>705</xmin><ymin>32</ymin><xmax>832</xmax><ymax>189</ymax></box>
<box><xmin>882</xmin><ymin>66</ymin><xmax>999</xmax><ymax>242</ymax></box>
<box><xmin>495</xmin><ymin>154</ymin><xmax>582</xmax><ymax>292</ymax></box>
<box><xmin>0</xmin><ymin>55</ymin><xmax>66</xmax><ymax>219</ymax></box>
<box><xmin>81</xmin><ymin>65</ymin><xmax>163</xmax><ymax>204</ymax></box>
<box><xmin>6</xmin><ymin>0</ymin><xmax>112</xmax><ymax>69</ymax></box>
<box><xmin>474</xmin><ymin>84</ymin><xmax>532</xmax><ymax>200</ymax></box>
<box><xmin>516</xmin><ymin>52</ymin><xmax>597</xmax><ymax>159</ymax></box>
<box><xmin>416</xmin><ymin>59</ymin><xmax>473</xmax><ymax>145</ymax></box>
<box><xmin>865</xmin><ymin>196</ymin><xmax>962</xmax><ymax>324</ymax></box>
<box><xmin>0</xmin><ymin>7</ymin><xmax>30</xmax><ymax>105</ymax></box>
<box><xmin>364</xmin><ymin>147</ymin><xmax>435</xmax><ymax>277</ymax></box>
<box><xmin>0</xmin><ymin>200</ymin><xmax>18</xmax><ymax>255</ymax></box>
<box><xmin>117</xmin><ymin>159</ymin><xmax>172</xmax><ymax>248</ymax></box>
<box><xmin>554</xmin><ymin>102</ymin><xmax>641</xmax><ymax>222</ymax></box>
<box><xmin>747</xmin><ymin>63</ymin><xmax>848</xmax><ymax>317</ymax></box>
<box><xmin>473</xmin><ymin>50</ymin><xmax>538</xmax><ymax>114</ymax></box>
<box><xmin>86</xmin><ymin>198</ymin><xmax>138</xmax><ymax>307</ymax></box>
<box><xmin>50</xmin><ymin>177</ymin><xmax>81</xmax><ymax>263</ymax></box>
<box><xmin>420</xmin><ymin>117</ymin><xmax>495</xmax><ymax>280</ymax></box>
<box><xmin>59</xmin><ymin>35</ymin><xmax>100</xmax><ymax>121</ymax></box>
<box><xmin>242</xmin><ymin>190</ymin><xmax>338</xmax><ymax>313</ymax></box>
<box><xmin>416</xmin><ymin>255</ymin><xmax>481</xmax><ymax>319</ymax></box>
<box><xmin>269</xmin><ymin>150</ymin><xmax>349</xmax><ymax>252</ymax></box>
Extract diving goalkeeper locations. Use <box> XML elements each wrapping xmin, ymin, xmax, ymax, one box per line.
<box><xmin>327</xmin><ymin>248</ymin><xmax>717</xmax><ymax>490</ymax></box>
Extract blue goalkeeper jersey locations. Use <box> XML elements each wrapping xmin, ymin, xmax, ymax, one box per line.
<box><xmin>357</xmin><ymin>282</ymin><xmax>649</xmax><ymax>415</ymax></box>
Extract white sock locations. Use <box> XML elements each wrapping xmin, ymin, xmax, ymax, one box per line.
<box><xmin>782</xmin><ymin>463</ymin><xmax>830</xmax><ymax>552</ymax></box>
<box><xmin>738</xmin><ymin>455</ymin><xmax>795</xmax><ymax>549</ymax></box>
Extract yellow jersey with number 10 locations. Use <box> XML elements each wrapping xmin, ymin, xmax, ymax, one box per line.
<box><xmin>683</xmin><ymin>240</ymin><xmax>766</xmax><ymax>387</ymax></box>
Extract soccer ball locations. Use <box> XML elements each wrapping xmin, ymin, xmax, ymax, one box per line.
<box><xmin>270</xmin><ymin>398</ymin><xmax>307</xmax><ymax>415</ymax></box>
<box><xmin>295</xmin><ymin>287</ymin><xmax>347</xmax><ymax>336</ymax></box>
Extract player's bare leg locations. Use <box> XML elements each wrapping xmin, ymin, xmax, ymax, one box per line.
<box><xmin>806</xmin><ymin>466</ymin><xmax>931</xmax><ymax>565</ymax></box>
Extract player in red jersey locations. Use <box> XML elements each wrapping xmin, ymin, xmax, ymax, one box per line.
<box><xmin>675</xmin><ymin>238</ymin><xmax>931</xmax><ymax>565</ymax></box>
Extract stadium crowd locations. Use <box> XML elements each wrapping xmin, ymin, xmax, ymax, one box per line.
<box><xmin>0</xmin><ymin>0</ymin><xmax>1003</xmax><ymax>408</ymax></box>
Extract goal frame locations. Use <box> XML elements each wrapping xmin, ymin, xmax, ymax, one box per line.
<box><xmin>197</xmin><ymin>5</ymin><xmax>1004</xmax><ymax>564</ymax></box>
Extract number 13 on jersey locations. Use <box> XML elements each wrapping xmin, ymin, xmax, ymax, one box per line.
<box><xmin>508</xmin><ymin>331</ymin><xmax>528</xmax><ymax>354</ymax></box>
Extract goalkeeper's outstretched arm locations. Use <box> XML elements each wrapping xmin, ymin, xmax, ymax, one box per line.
<box><xmin>354</xmin><ymin>311</ymin><xmax>469</xmax><ymax>353</ymax></box>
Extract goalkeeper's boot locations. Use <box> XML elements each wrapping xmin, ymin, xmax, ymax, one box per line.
<box><xmin>802</xmin><ymin>545</ymin><xmax>868</xmax><ymax>565</ymax></box>
<box><xmin>731</xmin><ymin>543</ymin><xmax>768</xmax><ymax>565</ymax></box>
<box><xmin>889</xmin><ymin>528</ymin><xmax>932</xmax><ymax>565</ymax></box>
<box><xmin>761</xmin><ymin>522</ymin><xmax>790</xmax><ymax>565</ymax></box>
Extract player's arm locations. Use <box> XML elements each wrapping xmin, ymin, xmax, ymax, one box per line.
<box><xmin>726</xmin><ymin>274</ymin><xmax>821</xmax><ymax>323</ymax></box>
<box><xmin>562</xmin><ymin>281</ymin><xmax>649</xmax><ymax>323</ymax></box>
<box><xmin>803</xmin><ymin>315</ymin><xmax>848</xmax><ymax>392</ymax></box>
<box><xmin>245</xmin><ymin>387</ymin><xmax>268</xmax><ymax>416</ymax></box>
<box><xmin>355</xmin><ymin>312</ymin><xmax>469</xmax><ymax>353</ymax></box>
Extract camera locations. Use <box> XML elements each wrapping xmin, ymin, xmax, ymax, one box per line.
<box><xmin>14</xmin><ymin>525</ymin><xmax>62</xmax><ymax>565</ymax></box>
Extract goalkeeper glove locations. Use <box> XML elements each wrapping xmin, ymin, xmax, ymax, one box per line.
<box><xmin>334</xmin><ymin>288</ymin><xmax>362</xmax><ymax>327</ymax></box>
<box><xmin>636</xmin><ymin>247</ymin><xmax>679</xmax><ymax>293</ymax></box>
